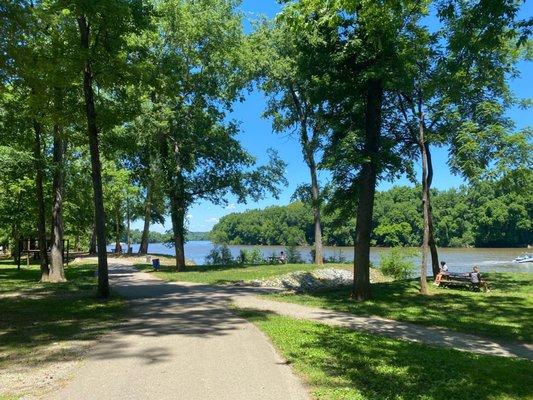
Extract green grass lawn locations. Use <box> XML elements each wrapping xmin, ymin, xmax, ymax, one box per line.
<box><xmin>134</xmin><ymin>262</ymin><xmax>356</xmax><ymax>285</ymax></box>
<box><xmin>264</xmin><ymin>273</ymin><xmax>533</xmax><ymax>343</ymax></box>
<box><xmin>0</xmin><ymin>259</ymin><xmax>124</xmax><ymax>371</ymax></box>
<box><xmin>238</xmin><ymin>309</ymin><xmax>533</xmax><ymax>400</ymax></box>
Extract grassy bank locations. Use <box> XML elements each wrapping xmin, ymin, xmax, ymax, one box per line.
<box><xmin>0</xmin><ymin>259</ymin><xmax>124</xmax><ymax>398</ymax></box>
<box><xmin>134</xmin><ymin>262</ymin><xmax>359</xmax><ymax>285</ymax></box>
<box><xmin>265</xmin><ymin>273</ymin><xmax>533</xmax><ymax>342</ymax></box>
<box><xmin>238</xmin><ymin>309</ymin><xmax>533</xmax><ymax>400</ymax></box>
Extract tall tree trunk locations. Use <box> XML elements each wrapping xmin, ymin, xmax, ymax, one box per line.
<box><xmin>419</xmin><ymin>114</ymin><xmax>429</xmax><ymax>295</ymax></box>
<box><xmin>352</xmin><ymin>80</ymin><xmax>382</xmax><ymax>301</ymax></box>
<box><xmin>50</xmin><ymin>124</ymin><xmax>66</xmax><ymax>282</ymax></box>
<box><xmin>309</xmin><ymin>158</ymin><xmax>323</xmax><ymax>265</ymax></box>
<box><xmin>170</xmin><ymin>195</ymin><xmax>186</xmax><ymax>271</ymax></box>
<box><xmin>138</xmin><ymin>182</ymin><xmax>152</xmax><ymax>255</ymax></box>
<box><xmin>115</xmin><ymin>205</ymin><xmax>121</xmax><ymax>254</ymax></box>
<box><xmin>126</xmin><ymin>203</ymin><xmax>131</xmax><ymax>254</ymax></box>
<box><xmin>291</xmin><ymin>85</ymin><xmax>324</xmax><ymax>265</ymax></box>
<box><xmin>78</xmin><ymin>15</ymin><xmax>109</xmax><ymax>298</ymax></box>
<box><xmin>425</xmin><ymin>143</ymin><xmax>440</xmax><ymax>277</ymax></box>
<box><xmin>89</xmin><ymin>224</ymin><xmax>97</xmax><ymax>254</ymax></box>
<box><xmin>33</xmin><ymin>120</ymin><xmax>49</xmax><ymax>282</ymax></box>
<box><xmin>13</xmin><ymin>225</ymin><xmax>21</xmax><ymax>269</ymax></box>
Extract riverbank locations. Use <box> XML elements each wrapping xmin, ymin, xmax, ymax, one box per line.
<box><xmin>118</xmin><ymin>242</ymin><xmax>533</xmax><ymax>274</ymax></box>
<box><xmin>134</xmin><ymin>261</ymin><xmax>387</xmax><ymax>286</ymax></box>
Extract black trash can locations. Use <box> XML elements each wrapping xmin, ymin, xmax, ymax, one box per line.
<box><xmin>152</xmin><ymin>258</ymin><xmax>160</xmax><ymax>271</ymax></box>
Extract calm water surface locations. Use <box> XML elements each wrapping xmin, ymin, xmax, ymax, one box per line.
<box><xmin>117</xmin><ymin>241</ymin><xmax>533</xmax><ymax>275</ymax></box>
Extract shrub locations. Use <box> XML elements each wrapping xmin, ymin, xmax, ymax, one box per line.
<box><xmin>325</xmin><ymin>249</ymin><xmax>347</xmax><ymax>264</ymax></box>
<box><xmin>379</xmin><ymin>248</ymin><xmax>418</xmax><ymax>280</ymax></box>
<box><xmin>286</xmin><ymin>245</ymin><xmax>304</xmax><ymax>263</ymax></box>
<box><xmin>248</xmin><ymin>247</ymin><xmax>265</xmax><ymax>264</ymax></box>
<box><xmin>237</xmin><ymin>248</ymin><xmax>264</xmax><ymax>265</ymax></box>
<box><xmin>205</xmin><ymin>244</ymin><xmax>235</xmax><ymax>265</ymax></box>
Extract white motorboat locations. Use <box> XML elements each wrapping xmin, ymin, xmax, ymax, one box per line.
<box><xmin>513</xmin><ymin>253</ymin><xmax>533</xmax><ymax>263</ymax></box>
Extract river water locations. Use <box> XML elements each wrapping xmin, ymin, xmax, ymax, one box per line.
<box><xmin>115</xmin><ymin>241</ymin><xmax>532</xmax><ymax>275</ymax></box>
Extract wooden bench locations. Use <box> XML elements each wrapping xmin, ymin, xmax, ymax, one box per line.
<box><xmin>438</xmin><ymin>273</ymin><xmax>490</xmax><ymax>292</ymax></box>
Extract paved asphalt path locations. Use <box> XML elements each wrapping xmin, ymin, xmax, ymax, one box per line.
<box><xmin>47</xmin><ymin>262</ymin><xmax>309</xmax><ymax>400</ymax></box>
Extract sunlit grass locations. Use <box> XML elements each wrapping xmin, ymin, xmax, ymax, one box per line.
<box><xmin>238</xmin><ymin>309</ymin><xmax>533</xmax><ymax>400</ymax></box>
<box><xmin>264</xmin><ymin>273</ymin><xmax>533</xmax><ymax>342</ymax></box>
<box><xmin>134</xmin><ymin>262</ymin><xmax>355</xmax><ymax>285</ymax></box>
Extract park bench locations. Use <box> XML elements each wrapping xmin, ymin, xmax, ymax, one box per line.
<box><xmin>438</xmin><ymin>273</ymin><xmax>490</xmax><ymax>292</ymax></box>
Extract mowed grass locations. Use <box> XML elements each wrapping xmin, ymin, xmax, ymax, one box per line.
<box><xmin>265</xmin><ymin>273</ymin><xmax>533</xmax><ymax>343</ymax></box>
<box><xmin>238</xmin><ymin>309</ymin><xmax>533</xmax><ymax>400</ymax></box>
<box><xmin>134</xmin><ymin>262</ymin><xmax>354</xmax><ymax>285</ymax></box>
<box><xmin>0</xmin><ymin>259</ymin><xmax>124</xmax><ymax>370</ymax></box>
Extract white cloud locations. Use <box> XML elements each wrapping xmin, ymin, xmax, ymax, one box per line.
<box><xmin>205</xmin><ymin>217</ymin><xmax>220</xmax><ymax>224</ymax></box>
<box><xmin>186</xmin><ymin>214</ymin><xmax>193</xmax><ymax>220</ymax></box>
<box><xmin>226</xmin><ymin>203</ymin><xmax>236</xmax><ymax>210</ymax></box>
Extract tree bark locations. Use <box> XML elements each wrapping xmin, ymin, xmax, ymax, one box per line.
<box><xmin>33</xmin><ymin>120</ymin><xmax>49</xmax><ymax>282</ymax></box>
<box><xmin>425</xmin><ymin>143</ymin><xmax>440</xmax><ymax>277</ymax></box>
<box><xmin>170</xmin><ymin>195</ymin><xmax>186</xmax><ymax>271</ymax></box>
<box><xmin>309</xmin><ymin>158</ymin><xmax>324</xmax><ymax>265</ymax></box>
<box><xmin>78</xmin><ymin>15</ymin><xmax>109</xmax><ymax>298</ymax></box>
<box><xmin>138</xmin><ymin>182</ymin><xmax>152</xmax><ymax>255</ymax></box>
<box><xmin>114</xmin><ymin>205</ymin><xmax>122</xmax><ymax>254</ymax></box>
<box><xmin>352</xmin><ymin>80</ymin><xmax>382</xmax><ymax>301</ymax></box>
<box><xmin>49</xmin><ymin>124</ymin><xmax>66</xmax><ymax>282</ymax></box>
<box><xmin>89</xmin><ymin>224</ymin><xmax>97</xmax><ymax>254</ymax></box>
<box><xmin>290</xmin><ymin>86</ymin><xmax>324</xmax><ymax>266</ymax></box>
<box><xmin>126</xmin><ymin>202</ymin><xmax>131</xmax><ymax>254</ymax></box>
<box><xmin>419</xmin><ymin>114</ymin><xmax>429</xmax><ymax>295</ymax></box>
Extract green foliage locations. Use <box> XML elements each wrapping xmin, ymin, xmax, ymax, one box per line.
<box><xmin>205</xmin><ymin>244</ymin><xmax>235</xmax><ymax>266</ymax></box>
<box><xmin>379</xmin><ymin>248</ymin><xmax>418</xmax><ymax>281</ymax></box>
<box><xmin>211</xmin><ymin>202</ymin><xmax>313</xmax><ymax>246</ymax></box>
<box><xmin>212</xmin><ymin>175</ymin><xmax>533</xmax><ymax>248</ymax></box>
<box><xmin>237</xmin><ymin>248</ymin><xmax>265</xmax><ymax>265</ymax></box>
<box><xmin>285</xmin><ymin>245</ymin><xmax>303</xmax><ymax>264</ymax></box>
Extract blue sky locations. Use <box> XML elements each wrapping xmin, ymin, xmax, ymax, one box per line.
<box><xmin>137</xmin><ymin>0</ymin><xmax>532</xmax><ymax>233</ymax></box>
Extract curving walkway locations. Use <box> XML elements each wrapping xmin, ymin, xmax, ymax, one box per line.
<box><xmin>46</xmin><ymin>262</ymin><xmax>309</xmax><ymax>400</ymax></box>
<box><xmin>233</xmin><ymin>296</ymin><xmax>533</xmax><ymax>360</ymax></box>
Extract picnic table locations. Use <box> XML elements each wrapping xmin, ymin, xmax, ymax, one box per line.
<box><xmin>267</xmin><ymin>256</ymin><xmax>287</xmax><ymax>264</ymax></box>
<box><xmin>438</xmin><ymin>272</ymin><xmax>490</xmax><ymax>292</ymax></box>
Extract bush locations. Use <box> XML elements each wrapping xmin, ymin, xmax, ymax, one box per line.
<box><xmin>325</xmin><ymin>249</ymin><xmax>347</xmax><ymax>264</ymax></box>
<box><xmin>286</xmin><ymin>245</ymin><xmax>304</xmax><ymax>264</ymax></box>
<box><xmin>205</xmin><ymin>244</ymin><xmax>235</xmax><ymax>265</ymax></box>
<box><xmin>237</xmin><ymin>248</ymin><xmax>265</xmax><ymax>265</ymax></box>
<box><xmin>379</xmin><ymin>248</ymin><xmax>418</xmax><ymax>280</ymax></box>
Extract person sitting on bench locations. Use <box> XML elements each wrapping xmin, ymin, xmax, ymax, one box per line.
<box><xmin>278</xmin><ymin>251</ymin><xmax>287</xmax><ymax>264</ymax></box>
<box><xmin>434</xmin><ymin>261</ymin><xmax>449</xmax><ymax>285</ymax></box>
<box><xmin>469</xmin><ymin>266</ymin><xmax>490</xmax><ymax>292</ymax></box>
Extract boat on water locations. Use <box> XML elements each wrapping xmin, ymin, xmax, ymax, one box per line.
<box><xmin>513</xmin><ymin>253</ymin><xmax>533</xmax><ymax>263</ymax></box>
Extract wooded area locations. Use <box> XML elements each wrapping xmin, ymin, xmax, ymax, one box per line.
<box><xmin>0</xmin><ymin>0</ymin><xmax>531</xmax><ymax>299</ymax></box>
<box><xmin>211</xmin><ymin>178</ymin><xmax>533</xmax><ymax>249</ymax></box>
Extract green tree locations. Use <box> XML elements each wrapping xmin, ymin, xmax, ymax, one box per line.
<box><xmin>145</xmin><ymin>0</ymin><xmax>286</xmax><ymax>270</ymax></box>
<box><xmin>281</xmin><ymin>0</ymin><xmax>428</xmax><ymax>299</ymax></box>
<box><xmin>256</xmin><ymin>20</ymin><xmax>326</xmax><ymax>265</ymax></box>
<box><xmin>64</xmin><ymin>0</ymin><xmax>150</xmax><ymax>297</ymax></box>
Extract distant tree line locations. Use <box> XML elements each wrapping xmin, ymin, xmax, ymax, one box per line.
<box><xmin>123</xmin><ymin>230</ymin><xmax>210</xmax><ymax>244</ymax></box>
<box><xmin>211</xmin><ymin>174</ymin><xmax>532</xmax><ymax>248</ymax></box>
